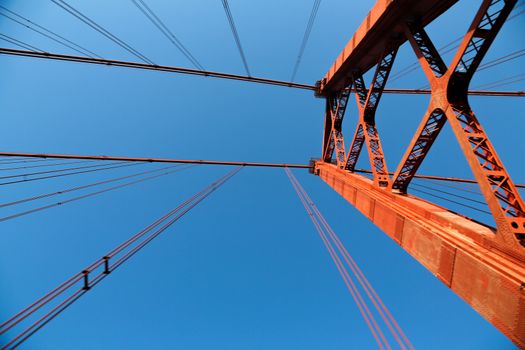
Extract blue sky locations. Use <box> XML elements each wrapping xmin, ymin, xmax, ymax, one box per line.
<box><xmin>0</xmin><ymin>0</ymin><xmax>523</xmax><ymax>349</ymax></box>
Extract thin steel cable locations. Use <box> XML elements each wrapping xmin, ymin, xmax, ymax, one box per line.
<box><xmin>410</xmin><ymin>188</ymin><xmax>492</xmax><ymax>215</ymax></box>
<box><xmin>0</xmin><ymin>164</ymin><xmax>180</xmax><ymax>208</ymax></box>
<box><xmin>221</xmin><ymin>0</ymin><xmax>251</xmax><ymax>76</ymax></box>
<box><xmin>0</xmin><ymin>160</ymin><xmax>91</xmax><ymax>172</ymax></box>
<box><xmin>0</xmin><ymin>168</ymin><xmax>232</xmax><ymax>335</ymax></box>
<box><xmin>0</xmin><ymin>161</ymin><xmax>128</xmax><ymax>180</ymax></box>
<box><xmin>419</xmin><ymin>48</ymin><xmax>525</xmax><ymax>90</ymax></box>
<box><xmin>292</xmin><ymin>171</ymin><xmax>414</xmax><ymax>349</ymax></box>
<box><xmin>0</xmin><ymin>158</ymin><xmax>54</xmax><ymax>165</ymax></box>
<box><xmin>415</xmin><ymin>178</ymin><xmax>484</xmax><ymax>196</ymax></box>
<box><xmin>0</xmin><ymin>6</ymin><xmax>100</xmax><ymax>58</ymax></box>
<box><xmin>0</xmin><ymin>157</ymin><xmax>33</xmax><ymax>162</ymax></box>
<box><xmin>315</xmin><ymin>210</ymin><xmax>414</xmax><ymax>350</ymax></box>
<box><xmin>290</xmin><ymin>0</ymin><xmax>321</xmax><ymax>82</ymax></box>
<box><xmin>410</xmin><ymin>183</ymin><xmax>488</xmax><ymax>205</ymax></box>
<box><xmin>285</xmin><ymin>168</ymin><xmax>390</xmax><ymax>350</ymax></box>
<box><xmin>131</xmin><ymin>0</ymin><xmax>204</xmax><ymax>70</ymax></box>
<box><xmin>51</xmin><ymin>0</ymin><xmax>154</xmax><ymax>64</ymax></box>
<box><xmin>0</xmin><ymin>167</ymin><xmax>241</xmax><ymax>349</ymax></box>
<box><xmin>0</xmin><ymin>162</ymin><xmax>139</xmax><ymax>186</ymax></box>
<box><xmin>477</xmin><ymin>48</ymin><xmax>525</xmax><ymax>71</ymax></box>
<box><xmin>108</xmin><ymin>168</ymin><xmax>240</xmax><ymax>269</ymax></box>
<box><xmin>0</xmin><ymin>167</ymin><xmax>238</xmax><ymax>332</ymax></box>
<box><xmin>0</xmin><ymin>165</ymin><xmax>195</xmax><ymax>223</ymax></box>
<box><xmin>474</xmin><ymin>72</ymin><xmax>525</xmax><ymax>89</ymax></box>
<box><xmin>0</xmin><ymin>33</ymin><xmax>42</xmax><ymax>52</ymax></box>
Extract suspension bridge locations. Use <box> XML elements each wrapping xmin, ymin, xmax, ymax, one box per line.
<box><xmin>0</xmin><ymin>0</ymin><xmax>524</xmax><ymax>349</ymax></box>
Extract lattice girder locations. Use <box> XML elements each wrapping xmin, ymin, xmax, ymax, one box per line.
<box><xmin>343</xmin><ymin>47</ymin><xmax>398</xmax><ymax>187</ymax></box>
<box><xmin>392</xmin><ymin>0</ymin><xmax>525</xmax><ymax>248</ymax></box>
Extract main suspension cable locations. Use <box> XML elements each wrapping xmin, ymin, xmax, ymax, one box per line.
<box><xmin>0</xmin><ymin>166</ymin><xmax>241</xmax><ymax>349</ymax></box>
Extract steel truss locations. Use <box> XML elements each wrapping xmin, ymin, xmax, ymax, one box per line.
<box><xmin>317</xmin><ymin>0</ymin><xmax>525</xmax><ymax>347</ymax></box>
<box><xmin>323</xmin><ymin>47</ymin><xmax>397</xmax><ymax>187</ymax></box>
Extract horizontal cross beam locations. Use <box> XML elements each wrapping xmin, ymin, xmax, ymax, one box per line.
<box><xmin>2</xmin><ymin>151</ymin><xmax>522</xmax><ymax>188</ymax></box>
<box><xmin>0</xmin><ymin>152</ymin><xmax>311</xmax><ymax>169</ymax></box>
<box><xmin>0</xmin><ymin>48</ymin><xmax>522</xmax><ymax>97</ymax></box>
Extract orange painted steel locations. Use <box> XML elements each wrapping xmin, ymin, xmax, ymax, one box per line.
<box><xmin>390</xmin><ymin>0</ymin><xmax>525</xmax><ymax>250</ymax></box>
<box><xmin>317</xmin><ymin>0</ymin><xmax>525</xmax><ymax>348</ymax></box>
<box><xmin>315</xmin><ymin>162</ymin><xmax>525</xmax><ymax>349</ymax></box>
<box><xmin>317</xmin><ymin>0</ymin><xmax>459</xmax><ymax>94</ymax></box>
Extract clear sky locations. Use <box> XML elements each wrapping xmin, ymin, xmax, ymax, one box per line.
<box><xmin>0</xmin><ymin>0</ymin><xmax>523</xmax><ymax>349</ymax></box>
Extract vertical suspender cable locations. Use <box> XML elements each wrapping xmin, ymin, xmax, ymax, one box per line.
<box><xmin>285</xmin><ymin>168</ymin><xmax>390</xmax><ymax>350</ymax></box>
<box><xmin>286</xmin><ymin>168</ymin><xmax>414</xmax><ymax>350</ymax></box>
<box><xmin>290</xmin><ymin>0</ymin><xmax>321</xmax><ymax>82</ymax></box>
<box><xmin>221</xmin><ymin>0</ymin><xmax>251</xmax><ymax>76</ymax></box>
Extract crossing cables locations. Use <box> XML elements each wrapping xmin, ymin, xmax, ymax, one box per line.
<box><xmin>285</xmin><ymin>168</ymin><xmax>413</xmax><ymax>350</ymax></box>
<box><xmin>0</xmin><ymin>166</ymin><xmax>241</xmax><ymax>350</ymax></box>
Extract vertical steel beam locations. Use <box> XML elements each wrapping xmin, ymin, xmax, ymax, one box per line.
<box><xmin>322</xmin><ymin>99</ymin><xmax>333</xmax><ymax>163</ymax></box>
<box><xmin>322</xmin><ymin>98</ymin><xmax>336</xmax><ymax>162</ymax></box>
<box><xmin>322</xmin><ymin>87</ymin><xmax>352</xmax><ymax>166</ymax></box>
<box><xmin>345</xmin><ymin>47</ymin><xmax>397</xmax><ymax>187</ymax></box>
